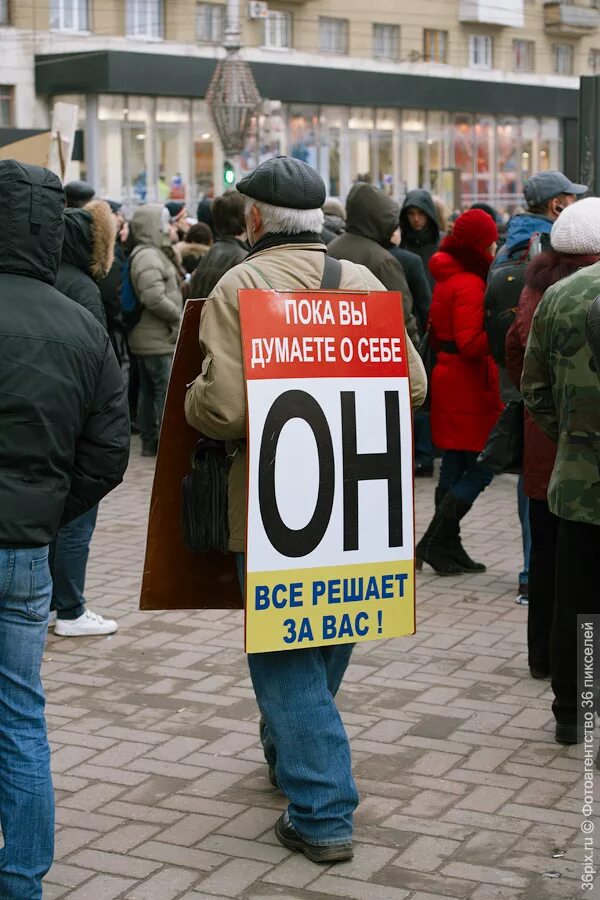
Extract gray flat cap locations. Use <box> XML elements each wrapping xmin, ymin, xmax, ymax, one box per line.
<box><xmin>524</xmin><ymin>170</ymin><xmax>587</xmax><ymax>206</ymax></box>
<box><xmin>237</xmin><ymin>156</ymin><xmax>326</xmax><ymax>210</ymax></box>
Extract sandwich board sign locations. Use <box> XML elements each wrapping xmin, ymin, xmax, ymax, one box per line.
<box><xmin>239</xmin><ymin>289</ymin><xmax>415</xmax><ymax>653</ymax></box>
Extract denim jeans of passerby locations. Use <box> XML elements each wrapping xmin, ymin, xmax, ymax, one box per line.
<box><xmin>517</xmin><ymin>476</ymin><xmax>531</xmax><ymax>589</ymax></box>
<box><xmin>0</xmin><ymin>548</ymin><xmax>54</xmax><ymax>899</ymax></box>
<box><xmin>49</xmin><ymin>505</ymin><xmax>98</xmax><ymax>620</ymax></box>
<box><xmin>137</xmin><ymin>354</ymin><xmax>172</xmax><ymax>447</ymax></box>
<box><xmin>236</xmin><ymin>553</ymin><xmax>358</xmax><ymax>845</ymax></box>
<box><xmin>414</xmin><ymin>411</ymin><xmax>434</xmax><ymax>467</ymax></box>
<box><xmin>438</xmin><ymin>450</ymin><xmax>494</xmax><ymax>505</ymax></box>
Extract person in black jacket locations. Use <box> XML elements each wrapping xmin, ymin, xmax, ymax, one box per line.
<box><xmin>389</xmin><ymin>231</ymin><xmax>432</xmax><ymax>336</ymax></box>
<box><xmin>188</xmin><ymin>190</ymin><xmax>248</xmax><ymax>299</ymax></box>
<box><xmin>50</xmin><ymin>200</ymin><xmax>124</xmax><ymax>638</ymax></box>
<box><xmin>400</xmin><ymin>189</ymin><xmax>441</xmax><ymax>289</ymax></box>
<box><xmin>0</xmin><ymin>159</ymin><xmax>129</xmax><ymax>900</ymax></box>
<box><xmin>99</xmin><ymin>199</ymin><xmax>127</xmax><ymax>362</ymax></box>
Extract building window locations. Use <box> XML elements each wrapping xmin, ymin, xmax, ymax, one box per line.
<box><xmin>319</xmin><ymin>17</ymin><xmax>349</xmax><ymax>55</ymax></box>
<box><xmin>126</xmin><ymin>0</ymin><xmax>163</xmax><ymax>39</ymax></box>
<box><xmin>50</xmin><ymin>0</ymin><xmax>88</xmax><ymax>32</ymax></box>
<box><xmin>590</xmin><ymin>48</ymin><xmax>600</xmax><ymax>73</ymax></box>
<box><xmin>469</xmin><ymin>34</ymin><xmax>493</xmax><ymax>69</ymax></box>
<box><xmin>263</xmin><ymin>10</ymin><xmax>292</xmax><ymax>49</ymax></box>
<box><xmin>423</xmin><ymin>29</ymin><xmax>447</xmax><ymax>63</ymax></box>
<box><xmin>513</xmin><ymin>39</ymin><xmax>535</xmax><ymax>72</ymax></box>
<box><xmin>0</xmin><ymin>85</ymin><xmax>13</xmax><ymax>126</ymax></box>
<box><xmin>553</xmin><ymin>43</ymin><xmax>574</xmax><ymax>75</ymax></box>
<box><xmin>0</xmin><ymin>0</ymin><xmax>9</xmax><ymax>25</ymax></box>
<box><xmin>196</xmin><ymin>3</ymin><xmax>225</xmax><ymax>43</ymax></box>
<box><xmin>373</xmin><ymin>23</ymin><xmax>400</xmax><ymax>61</ymax></box>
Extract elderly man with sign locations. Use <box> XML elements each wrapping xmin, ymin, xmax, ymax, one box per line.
<box><xmin>185</xmin><ymin>156</ymin><xmax>426</xmax><ymax>863</ymax></box>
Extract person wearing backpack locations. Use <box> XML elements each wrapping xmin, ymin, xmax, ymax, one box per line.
<box><xmin>129</xmin><ymin>204</ymin><xmax>184</xmax><ymax>456</ymax></box>
<box><xmin>484</xmin><ymin>170</ymin><xmax>587</xmax><ymax>604</ymax></box>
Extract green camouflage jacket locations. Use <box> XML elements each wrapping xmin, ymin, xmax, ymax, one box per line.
<box><xmin>522</xmin><ymin>261</ymin><xmax>600</xmax><ymax>525</ymax></box>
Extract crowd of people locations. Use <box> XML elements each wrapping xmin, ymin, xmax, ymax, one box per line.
<box><xmin>1</xmin><ymin>153</ymin><xmax>599</xmax><ymax>895</ymax></box>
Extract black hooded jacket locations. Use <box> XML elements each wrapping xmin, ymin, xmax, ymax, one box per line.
<box><xmin>54</xmin><ymin>204</ymin><xmax>111</xmax><ymax>326</ymax></box>
<box><xmin>400</xmin><ymin>189</ymin><xmax>441</xmax><ymax>288</ymax></box>
<box><xmin>327</xmin><ymin>183</ymin><xmax>419</xmax><ymax>345</ymax></box>
<box><xmin>0</xmin><ymin>161</ymin><xmax>130</xmax><ymax>548</ymax></box>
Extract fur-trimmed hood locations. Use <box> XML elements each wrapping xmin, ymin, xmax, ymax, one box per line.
<box><xmin>525</xmin><ymin>248</ymin><xmax>600</xmax><ymax>297</ymax></box>
<box><xmin>62</xmin><ymin>200</ymin><xmax>116</xmax><ymax>282</ymax></box>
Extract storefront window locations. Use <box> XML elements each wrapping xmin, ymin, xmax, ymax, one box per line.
<box><xmin>192</xmin><ymin>99</ymin><xmax>216</xmax><ymax>201</ymax></box>
<box><xmin>349</xmin><ymin>107</ymin><xmax>374</xmax><ymax>186</ymax></box>
<box><xmin>319</xmin><ymin>106</ymin><xmax>345</xmax><ymax>198</ymax></box>
<box><xmin>540</xmin><ymin>118</ymin><xmax>560</xmax><ymax>172</ymax></box>
<box><xmin>374</xmin><ymin>109</ymin><xmax>396</xmax><ymax>195</ymax></box>
<box><xmin>156</xmin><ymin>98</ymin><xmax>191</xmax><ymax>203</ymax></box>
<box><xmin>402</xmin><ymin>110</ymin><xmax>426</xmax><ymax>194</ymax></box>
<box><xmin>288</xmin><ymin>105</ymin><xmax>319</xmax><ymax>169</ymax></box>
<box><xmin>475</xmin><ymin>115</ymin><xmax>495</xmax><ymax>203</ymax></box>
<box><xmin>496</xmin><ymin>118</ymin><xmax>519</xmax><ymax>214</ymax></box>
<box><xmin>453</xmin><ymin>113</ymin><xmax>475</xmax><ymax>206</ymax></box>
<box><xmin>425</xmin><ymin>110</ymin><xmax>450</xmax><ymax>196</ymax></box>
<box><xmin>521</xmin><ymin>116</ymin><xmax>538</xmax><ymax>187</ymax></box>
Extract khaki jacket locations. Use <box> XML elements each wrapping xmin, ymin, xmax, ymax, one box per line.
<box><xmin>185</xmin><ymin>243</ymin><xmax>427</xmax><ymax>551</ymax></box>
<box><xmin>129</xmin><ymin>204</ymin><xmax>184</xmax><ymax>357</ymax></box>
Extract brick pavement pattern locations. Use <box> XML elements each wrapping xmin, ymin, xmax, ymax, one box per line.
<box><xmin>39</xmin><ymin>442</ymin><xmax>590</xmax><ymax>899</ymax></box>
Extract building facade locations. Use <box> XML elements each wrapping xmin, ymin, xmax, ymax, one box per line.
<box><xmin>1</xmin><ymin>0</ymin><xmax>593</xmax><ymax>210</ymax></box>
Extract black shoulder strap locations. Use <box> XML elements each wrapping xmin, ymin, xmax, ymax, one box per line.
<box><xmin>320</xmin><ymin>255</ymin><xmax>342</xmax><ymax>290</ymax></box>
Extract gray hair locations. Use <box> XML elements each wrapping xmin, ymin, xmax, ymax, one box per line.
<box><xmin>244</xmin><ymin>197</ymin><xmax>324</xmax><ymax>235</ymax></box>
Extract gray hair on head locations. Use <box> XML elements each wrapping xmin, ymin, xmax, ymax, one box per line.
<box><xmin>244</xmin><ymin>197</ymin><xmax>324</xmax><ymax>235</ymax></box>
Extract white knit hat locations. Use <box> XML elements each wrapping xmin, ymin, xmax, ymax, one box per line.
<box><xmin>551</xmin><ymin>197</ymin><xmax>600</xmax><ymax>255</ymax></box>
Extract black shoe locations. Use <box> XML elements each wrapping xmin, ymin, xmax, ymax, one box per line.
<box><xmin>416</xmin><ymin>499</ymin><xmax>466</xmax><ymax>576</ymax></box>
<box><xmin>415</xmin><ymin>464</ymin><xmax>434</xmax><ymax>478</ymax></box>
<box><xmin>529</xmin><ymin>665</ymin><xmax>550</xmax><ymax>680</ymax></box>
<box><xmin>555</xmin><ymin>722</ymin><xmax>584</xmax><ymax>745</ymax></box>
<box><xmin>141</xmin><ymin>442</ymin><xmax>158</xmax><ymax>457</ymax></box>
<box><xmin>441</xmin><ymin>493</ymin><xmax>486</xmax><ymax>572</ymax></box>
<box><xmin>274</xmin><ymin>814</ymin><xmax>353</xmax><ymax>864</ymax></box>
<box><xmin>448</xmin><ymin>541</ymin><xmax>486</xmax><ymax>572</ymax></box>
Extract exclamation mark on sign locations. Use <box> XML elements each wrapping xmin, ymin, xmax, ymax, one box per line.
<box><xmin>377</xmin><ymin>611</ymin><xmax>383</xmax><ymax>634</ymax></box>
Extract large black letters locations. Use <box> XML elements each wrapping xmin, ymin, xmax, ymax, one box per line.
<box><xmin>340</xmin><ymin>390</ymin><xmax>402</xmax><ymax>551</ymax></box>
<box><xmin>259</xmin><ymin>390</ymin><xmax>335</xmax><ymax>557</ymax></box>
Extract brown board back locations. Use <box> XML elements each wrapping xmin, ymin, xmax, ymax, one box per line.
<box><xmin>139</xmin><ymin>298</ymin><xmax>240</xmax><ymax>611</ymax></box>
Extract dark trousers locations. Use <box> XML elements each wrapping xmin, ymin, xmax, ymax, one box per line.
<box><xmin>528</xmin><ymin>498</ymin><xmax>559</xmax><ymax>673</ymax></box>
<box><xmin>438</xmin><ymin>450</ymin><xmax>494</xmax><ymax>505</ymax></box>
<box><xmin>414</xmin><ymin>411</ymin><xmax>434</xmax><ymax>467</ymax></box>
<box><xmin>551</xmin><ymin>516</ymin><xmax>600</xmax><ymax>726</ymax></box>
<box><xmin>137</xmin><ymin>354</ymin><xmax>172</xmax><ymax>447</ymax></box>
<box><xmin>49</xmin><ymin>505</ymin><xmax>98</xmax><ymax>620</ymax></box>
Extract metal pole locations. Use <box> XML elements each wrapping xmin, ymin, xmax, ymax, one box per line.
<box><xmin>85</xmin><ymin>95</ymin><xmax>100</xmax><ymax>190</ymax></box>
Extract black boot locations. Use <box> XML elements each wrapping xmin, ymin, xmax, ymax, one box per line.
<box><xmin>440</xmin><ymin>493</ymin><xmax>486</xmax><ymax>573</ymax></box>
<box><xmin>416</xmin><ymin>504</ymin><xmax>465</xmax><ymax>576</ymax></box>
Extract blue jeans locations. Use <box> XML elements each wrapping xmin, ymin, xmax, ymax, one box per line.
<box><xmin>49</xmin><ymin>505</ymin><xmax>98</xmax><ymax>620</ymax></box>
<box><xmin>0</xmin><ymin>548</ymin><xmax>54</xmax><ymax>899</ymax></box>
<box><xmin>414</xmin><ymin>411</ymin><xmax>434</xmax><ymax>467</ymax></box>
<box><xmin>236</xmin><ymin>553</ymin><xmax>358</xmax><ymax>845</ymax></box>
<box><xmin>439</xmin><ymin>450</ymin><xmax>494</xmax><ymax>505</ymax></box>
<box><xmin>517</xmin><ymin>476</ymin><xmax>531</xmax><ymax>588</ymax></box>
<box><xmin>137</xmin><ymin>354</ymin><xmax>172</xmax><ymax>447</ymax></box>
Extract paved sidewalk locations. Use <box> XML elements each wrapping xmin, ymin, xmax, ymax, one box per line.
<box><xmin>42</xmin><ymin>443</ymin><xmax>589</xmax><ymax>900</ymax></box>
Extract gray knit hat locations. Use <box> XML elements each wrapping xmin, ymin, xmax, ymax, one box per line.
<box><xmin>237</xmin><ymin>156</ymin><xmax>326</xmax><ymax>210</ymax></box>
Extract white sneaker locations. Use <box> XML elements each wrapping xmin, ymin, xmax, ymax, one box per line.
<box><xmin>48</xmin><ymin>611</ymin><xmax>57</xmax><ymax>628</ymax></box>
<box><xmin>54</xmin><ymin>609</ymin><xmax>118</xmax><ymax>637</ymax></box>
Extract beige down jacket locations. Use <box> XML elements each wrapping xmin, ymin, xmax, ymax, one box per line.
<box><xmin>129</xmin><ymin>204</ymin><xmax>183</xmax><ymax>356</ymax></box>
<box><xmin>185</xmin><ymin>242</ymin><xmax>427</xmax><ymax>552</ymax></box>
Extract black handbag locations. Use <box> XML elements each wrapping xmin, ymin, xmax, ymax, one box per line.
<box><xmin>477</xmin><ymin>399</ymin><xmax>524</xmax><ymax>474</ymax></box>
<box><xmin>182</xmin><ymin>437</ymin><xmax>231</xmax><ymax>554</ymax></box>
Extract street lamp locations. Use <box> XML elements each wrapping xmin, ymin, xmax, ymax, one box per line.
<box><xmin>206</xmin><ymin>0</ymin><xmax>262</xmax><ymax>160</ymax></box>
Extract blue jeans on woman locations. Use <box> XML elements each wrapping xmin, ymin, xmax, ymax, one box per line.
<box><xmin>439</xmin><ymin>450</ymin><xmax>494</xmax><ymax>504</ymax></box>
<box><xmin>49</xmin><ymin>505</ymin><xmax>98</xmax><ymax>620</ymax></box>
<box><xmin>0</xmin><ymin>548</ymin><xmax>54</xmax><ymax>899</ymax></box>
<box><xmin>236</xmin><ymin>553</ymin><xmax>358</xmax><ymax>845</ymax></box>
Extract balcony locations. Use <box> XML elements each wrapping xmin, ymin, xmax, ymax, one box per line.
<box><xmin>543</xmin><ymin>2</ymin><xmax>600</xmax><ymax>35</ymax></box>
<box><xmin>459</xmin><ymin>0</ymin><xmax>524</xmax><ymax>27</ymax></box>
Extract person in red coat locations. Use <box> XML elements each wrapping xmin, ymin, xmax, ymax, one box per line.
<box><xmin>417</xmin><ymin>209</ymin><xmax>502</xmax><ymax>574</ymax></box>
<box><xmin>505</xmin><ymin>227</ymin><xmax>600</xmax><ymax>681</ymax></box>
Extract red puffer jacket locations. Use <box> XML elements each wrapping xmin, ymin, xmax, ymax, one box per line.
<box><xmin>505</xmin><ymin>249</ymin><xmax>600</xmax><ymax>500</ymax></box>
<box><xmin>429</xmin><ymin>242</ymin><xmax>503</xmax><ymax>453</ymax></box>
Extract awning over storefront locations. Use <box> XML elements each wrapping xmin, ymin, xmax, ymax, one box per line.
<box><xmin>35</xmin><ymin>50</ymin><xmax>576</xmax><ymax>119</ymax></box>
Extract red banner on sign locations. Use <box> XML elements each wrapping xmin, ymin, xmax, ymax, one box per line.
<box><xmin>240</xmin><ymin>291</ymin><xmax>408</xmax><ymax>381</ymax></box>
